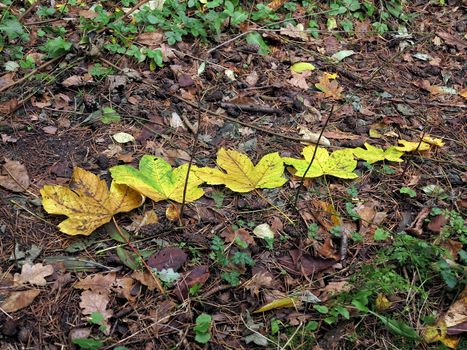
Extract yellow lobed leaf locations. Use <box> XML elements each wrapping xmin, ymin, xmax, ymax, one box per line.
<box><xmin>353</xmin><ymin>143</ymin><xmax>404</xmax><ymax>164</ymax></box>
<box><xmin>290</xmin><ymin>62</ymin><xmax>316</xmax><ymax>73</ymax></box>
<box><xmin>110</xmin><ymin>155</ymin><xmax>204</xmax><ymax>203</ymax></box>
<box><xmin>41</xmin><ymin>167</ymin><xmax>144</xmax><ymax>236</ymax></box>
<box><xmin>195</xmin><ymin>148</ymin><xmax>287</xmax><ymax>193</ymax></box>
<box><xmin>283</xmin><ymin>146</ymin><xmax>358</xmax><ymax>179</ymax></box>
<box><xmin>253</xmin><ymin>297</ymin><xmax>298</xmax><ymax>313</ymax></box>
<box><xmin>395</xmin><ymin>139</ymin><xmax>431</xmax><ymax>152</ymax></box>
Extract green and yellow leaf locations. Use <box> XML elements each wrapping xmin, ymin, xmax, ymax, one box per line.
<box><xmin>195</xmin><ymin>148</ymin><xmax>287</xmax><ymax>193</ymax></box>
<box><xmin>290</xmin><ymin>62</ymin><xmax>315</xmax><ymax>73</ymax></box>
<box><xmin>110</xmin><ymin>155</ymin><xmax>204</xmax><ymax>203</ymax></box>
<box><xmin>253</xmin><ymin>297</ymin><xmax>299</xmax><ymax>313</ymax></box>
<box><xmin>40</xmin><ymin>167</ymin><xmax>144</xmax><ymax>236</ymax></box>
<box><xmin>353</xmin><ymin>143</ymin><xmax>404</xmax><ymax>164</ymax></box>
<box><xmin>283</xmin><ymin>146</ymin><xmax>358</xmax><ymax>179</ymax></box>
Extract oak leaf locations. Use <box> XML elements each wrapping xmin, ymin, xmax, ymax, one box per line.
<box><xmin>110</xmin><ymin>155</ymin><xmax>204</xmax><ymax>203</ymax></box>
<box><xmin>0</xmin><ymin>159</ymin><xmax>30</xmax><ymax>192</ymax></box>
<box><xmin>79</xmin><ymin>290</ymin><xmax>112</xmax><ymax>334</ymax></box>
<box><xmin>353</xmin><ymin>143</ymin><xmax>404</xmax><ymax>164</ymax></box>
<box><xmin>283</xmin><ymin>146</ymin><xmax>358</xmax><ymax>179</ymax></box>
<box><xmin>13</xmin><ymin>263</ymin><xmax>54</xmax><ymax>286</ymax></box>
<box><xmin>40</xmin><ymin>167</ymin><xmax>144</xmax><ymax>236</ymax></box>
<box><xmin>195</xmin><ymin>148</ymin><xmax>287</xmax><ymax>192</ymax></box>
<box><xmin>315</xmin><ymin>74</ymin><xmax>343</xmax><ymax>99</ymax></box>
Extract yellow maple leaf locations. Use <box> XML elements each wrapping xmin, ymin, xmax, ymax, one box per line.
<box><xmin>283</xmin><ymin>146</ymin><xmax>358</xmax><ymax>179</ymax></box>
<box><xmin>195</xmin><ymin>148</ymin><xmax>287</xmax><ymax>193</ymax></box>
<box><xmin>110</xmin><ymin>155</ymin><xmax>204</xmax><ymax>203</ymax></box>
<box><xmin>315</xmin><ymin>74</ymin><xmax>343</xmax><ymax>99</ymax></box>
<box><xmin>394</xmin><ymin>139</ymin><xmax>431</xmax><ymax>152</ymax></box>
<box><xmin>40</xmin><ymin>167</ymin><xmax>144</xmax><ymax>236</ymax></box>
<box><xmin>353</xmin><ymin>143</ymin><xmax>404</xmax><ymax>164</ymax></box>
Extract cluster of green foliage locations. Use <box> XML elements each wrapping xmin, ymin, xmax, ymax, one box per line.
<box><xmin>1</xmin><ymin>0</ymin><xmax>418</xmax><ymax>72</ymax></box>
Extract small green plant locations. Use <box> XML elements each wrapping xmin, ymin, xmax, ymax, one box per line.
<box><xmin>193</xmin><ymin>313</ymin><xmax>212</xmax><ymax>344</ymax></box>
<box><xmin>399</xmin><ymin>187</ymin><xmax>416</xmax><ymax>198</ymax></box>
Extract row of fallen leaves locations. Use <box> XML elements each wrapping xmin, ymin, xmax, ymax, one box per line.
<box><xmin>36</xmin><ymin>137</ymin><xmax>444</xmax><ymax>236</ymax></box>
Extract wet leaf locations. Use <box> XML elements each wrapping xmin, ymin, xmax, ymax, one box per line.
<box><xmin>0</xmin><ymin>159</ymin><xmax>30</xmax><ymax>192</ymax></box>
<box><xmin>110</xmin><ymin>155</ymin><xmax>204</xmax><ymax>203</ymax></box>
<box><xmin>195</xmin><ymin>148</ymin><xmax>287</xmax><ymax>193</ymax></box>
<box><xmin>283</xmin><ymin>146</ymin><xmax>358</xmax><ymax>179</ymax></box>
<box><xmin>41</xmin><ymin>167</ymin><xmax>144</xmax><ymax>236</ymax></box>
<box><xmin>353</xmin><ymin>143</ymin><xmax>404</xmax><ymax>164</ymax></box>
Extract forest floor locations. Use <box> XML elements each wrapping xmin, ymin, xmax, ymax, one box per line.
<box><xmin>0</xmin><ymin>1</ymin><xmax>466</xmax><ymax>349</ymax></box>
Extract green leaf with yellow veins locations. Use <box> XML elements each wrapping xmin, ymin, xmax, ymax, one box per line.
<box><xmin>283</xmin><ymin>146</ymin><xmax>358</xmax><ymax>179</ymax></box>
<box><xmin>195</xmin><ymin>148</ymin><xmax>287</xmax><ymax>193</ymax></box>
<box><xmin>353</xmin><ymin>143</ymin><xmax>404</xmax><ymax>164</ymax></box>
<box><xmin>110</xmin><ymin>155</ymin><xmax>204</xmax><ymax>203</ymax></box>
<box><xmin>394</xmin><ymin>139</ymin><xmax>431</xmax><ymax>152</ymax></box>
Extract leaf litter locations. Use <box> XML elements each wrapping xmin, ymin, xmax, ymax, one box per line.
<box><xmin>1</xmin><ymin>1</ymin><xmax>466</xmax><ymax>349</ymax></box>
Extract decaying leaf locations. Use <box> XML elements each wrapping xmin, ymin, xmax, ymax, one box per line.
<box><xmin>165</xmin><ymin>203</ymin><xmax>181</xmax><ymax>222</ymax></box>
<box><xmin>353</xmin><ymin>143</ymin><xmax>404</xmax><ymax>164</ymax></box>
<box><xmin>283</xmin><ymin>146</ymin><xmax>358</xmax><ymax>179</ymax></box>
<box><xmin>41</xmin><ymin>167</ymin><xmax>144</xmax><ymax>235</ymax></box>
<box><xmin>288</xmin><ymin>70</ymin><xmax>311</xmax><ymax>90</ymax></box>
<box><xmin>195</xmin><ymin>148</ymin><xmax>287</xmax><ymax>193</ymax></box>
<box><xmin>13</xmin><ymin>263</ymin><xmax>54</xmax><ymax>286</ymax></box>
<box><xmin>394</xmin><ymin>139</ymin><xmax>431</xmax><ymax>152</ymax></box>
<box><xmin>79</xmin><ymin>290</ymin><xmax>112</xmax><ymax>334</ymax></box>
<box><xmin>0</xmin><ymin>289</ymin><xmax>41</xmax><ymax>312</ymax></box>
<box><xmin>422</xmin><ymin>135</ymin><xmax>445</xmax><ymax>147</ymax></box>
<box><xmin>125</xmin><ymin>209</ymin><xmax>158</xmax><ymax>232</ymax></box>
<box><xmin>0</xmin><ymin>159</ymin><xmax>30</xmax><ymax>192</ymax></box>
<box><xmin>280</xmin><ymin>23</ymin><xmax>309</xmax><ymax>41</ymax></box>
<box><xmin>243</xmin><ymin>271</ymin><xmax>274</xmax><ymax>297</ymax></box>
<box><xmin>110</xmin><ymin>155</ymin><xmax>204</xmax><ymax>203</ymax></box>
<box><xmin>315</xmin><ymin>74</ymin><xmax>343</xmax><ymax>99</ymax></box>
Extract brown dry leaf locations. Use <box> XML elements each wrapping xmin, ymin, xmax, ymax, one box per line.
<box><xmin>74</xmin><ymin>272</ymin><xmax>116</xmax><ymax>293</ymax></box>
<box><xmin>221</xmin><ymin>227</ymin><xmax>255</xmax><ymax>246</ymax></box>
<box><xmin>323</xmin><ymin>130</ymin><xmax>361</xmax><ymax>140</ymax></box>
<box><xmin>54</xmin><ymin>93</ymin><xmax>70</xmax><ymax>109</ymax></box>
<box><xmin>62</xmin><ymin>74</ymin><xmax>93</xmax><ymax>87</ymax></box>
<box><xmin>427</xmin><ymin>214</ymin><xmax>449</xmax><ymax>233</ymax></box>
<box><xmin>13</xmin><ymin>263</ymin><xmax>54</xmax><ymax>286</ymax></box>
<box><xmin>125</xmin><ymin>210</ymin><xmax>158</xmax><ymax>232</ymax></box>
<box><xmin>113</xmin><ymin>277</ymin><xmax>135</xmax><ymax>301</ymax></box>
<box><xmin>0</xmin><ymin>72</ymin><xmax>15</xmax><ymax>89</ymax></box>
<box><xmin>407</xmin><ymin>207</ymin><xmax>430</xmax><ymax>236</ymax></box>
<box><xmin>148</xmin><ymin>299</ymin><xmax>177</xmax><ymax>332</ymax></box>
<box><xmin>278</xmin><ymin>249</ymin><xmax>336</xmax><ymax>276</ymax></box>
<box><xmin>289</xmin><ymin>71</ymin><xmax>311</xmax><ymax>90</ymax></box>
<box><xmin>417</xmin><ymin>80</ymin><xmax>445</xmax><ymax>95</ymax></box>
<box><xmin>43</xmin><ymin>126</ymin><xmax>58</xmax><ymax>135</ymax></box>
<box><xmin>131</xmin><ymin>270</ymin><xmax>159</xmax><ymax>291</ymax></box>
<box><xmin>280</xmin><ymin>23</ymin><xmax>309</xmax><ymax>41</ymax></box>
<box><xmin>0</xmin><ymin>159</ymin><xmax>30</xmax><ymax>192</ymax></box>
<box><xmin>444</xmin><ymin>288</ymin><xmax>467</xmax><ymax>334</ymax></box>
<box><xmin>79</xmin><ymin>9</ymin><xmax>97</xmax><ymax>18</ymax></box>
<box><xmin>315</xmin><ymin>74</ymin><xmax>343</xmax><ymax>100</ymax></box>
<box><xmin>0</xmin><ymin>289</ymin><xmax>41</xmax><ymax>312</ymax></box>
<box><xmin>166</xmin><ymin>203</ymin><xmax>181</xmax><ymax>222</ymax></box>
<box><xmin>245</xmin><ymin>70</ymin><xmax>259</xmax><ymax>86</ymax></box>
<box><xmin>459</xmin><ymin>89</ymin><xmax>467</xmax><ymax>100</ymax></box>
<box><xmin>243</xmin><ymin>271</ymin><xmax>274</xmax><ymax>297</ymax></box>
<box><xmin>79</xmin><ymin>290</ymin><xmax>112</xmax><ymax>333</ymax></box>
<box><xmin>314</xmin><ymin>236</ymin><xmax>340</xmax><ymax>260</ymax></box>
<box><xmin>436</xmin><ymin>32</ymin><xmax>466</xmax><ymax>52</ymax></box>
<box><xmin>174</xmin><ymin>265</ymin><xmax>210</xmax><ymax>300</ymax></box>
<box><xmin>31</xmin><ymin>94</ymin><xmax>52</xmax><ymax>108</ymax></box>
<box><xmin>137</xmin><ymin>31</ymin><xmax>164</xmax><ymax>47</ymax></box>
<box><xmin>268</xmin><ymin>0</ymin><xmax>287</xmax><ymax>11</ymax></box>
<box><xmin>0</xmin><ymin>98</ymin><xmax>18</xmax><ymax>115</ymax></box>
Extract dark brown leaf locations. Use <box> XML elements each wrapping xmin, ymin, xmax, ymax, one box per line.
<box><xmin>147</xmin><ymin>247</ymin><xmax>187</xmax><ymax>271</ymax></box>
